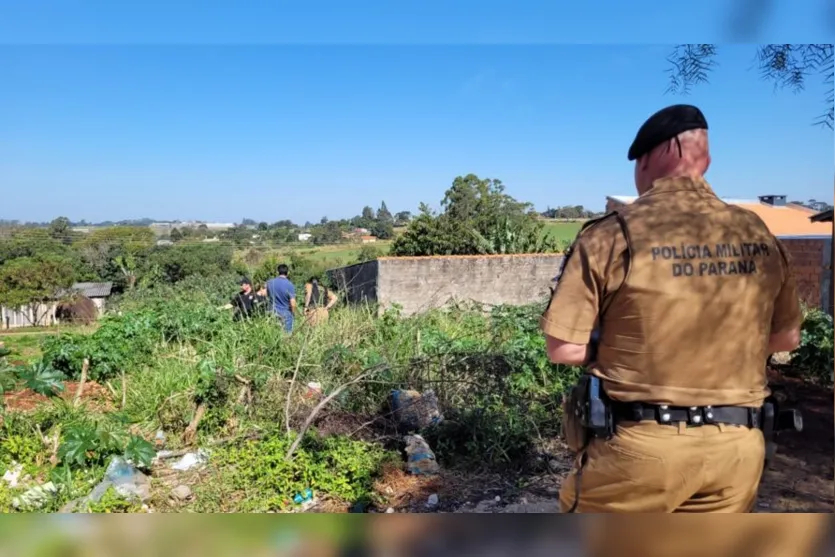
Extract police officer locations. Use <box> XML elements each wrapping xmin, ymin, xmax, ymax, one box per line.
<box><xmin>230</xmin><ymin>277</ymin><xmax>258</xmax><ymax>322</ymax></box>
<box><xmin>541</xmin><ymin>104</ymin><xmax>804</xmax><ymax>513</ymax></box>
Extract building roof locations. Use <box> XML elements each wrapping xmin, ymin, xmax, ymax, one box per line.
<box><xmin>72</xmin><ymin>282</ymin><xmax>113</xmax><ymax>298</ymax></box>
<box><xmin>810</xmin><ymin>208</ymin><xmax>834</xmax><ymax>223</ymax></box>
<box><xmin>606</xmin><ymin>195</ymin><xmax>833</xmax><ymax>237</ymax></box>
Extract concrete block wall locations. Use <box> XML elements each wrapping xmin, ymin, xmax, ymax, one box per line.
<box><xmin>329</xmin><ymin>254</ymin><xmax>564</xmax><ymax>316</ymax></box>
<box><xmin>329</xmin><ymin>238</ymin><xmax>832</xmax><ymax>317</ymax></box>
<box><xmin>376</xmin><ymin>255</ymin><xmax>563</xmax><ymax>316</ymax></box>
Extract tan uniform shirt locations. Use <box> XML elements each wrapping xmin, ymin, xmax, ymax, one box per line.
<box><xmin>541</xmin><ymin>177</ymin><xmax>803</xmax><ymax>408</ymax></box>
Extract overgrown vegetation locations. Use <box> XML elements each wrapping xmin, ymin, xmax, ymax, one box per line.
<box><xmin>0</xmin><ymin>274</ymin><xmax>583</xmax><ymax>512</ymax></box>
<box><xmin>791</xmin><ymin>307</ymin><xmax>834</xmax><ymax>386</ymax></box>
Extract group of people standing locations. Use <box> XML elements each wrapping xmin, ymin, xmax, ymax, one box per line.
<box><xmin>227</xmin><ymin>263</ymin><xmax>338</xmax><ymax>331</ymax></box>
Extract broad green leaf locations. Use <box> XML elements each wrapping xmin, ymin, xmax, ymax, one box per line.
<box><xmin>124</xmin><ymin>436</ymin><xmax>156</xmax><ymax>469</ymax></box>
<box><xmin>58</xmin><ymin>427</ymin><xmax>98</xmax><ymax>467</ymax></box>
<box><xmin>16</xmin><ymin>362</ymin><xmax>66</xmax><ymax>397</ymax></box>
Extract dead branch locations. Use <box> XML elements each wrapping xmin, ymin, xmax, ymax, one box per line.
<box><xmin>73</xmin><ymin>358</ymin><xmax>90</xmax><ymax>408</ymax></box>
<box><xmin>284</xmin><ymin>364</ymin><xmax>386</xmax><ymax>461</ymax></box>
<box><xmin>284</xmin><ymin>329</ymin><xmax>311</xmax><ymax>434</ymax></box>
<box><xmin>183</xmin><ymin>403</ymin><xmax>207</xmax><ymax>445</ymax></box>
<box><xmin>121</xmin><ymin>369</ymin><xmax>127</xmax><ymax>409</ymax></box>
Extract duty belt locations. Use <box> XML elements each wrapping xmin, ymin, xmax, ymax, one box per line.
<box><xmin>612</xmin><ymin>402</ymin><xmax>762</xmax><ymax>428</ymax></box>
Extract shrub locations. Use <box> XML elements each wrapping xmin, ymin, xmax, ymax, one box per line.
<box><xmin>792</xmin><ymin>308</ymin><xmax>834</xmax><ymax>385</ymax></box>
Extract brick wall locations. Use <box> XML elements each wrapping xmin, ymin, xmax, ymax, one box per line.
<box><xmin>329</xmin><ymin>254</ymin><xmax>564</xmax><ymax>316</ymax></box>
<box><xmin>781</xmin><ymin>238</ymin><xmax>828</xmax><ymax>309</ymax></box>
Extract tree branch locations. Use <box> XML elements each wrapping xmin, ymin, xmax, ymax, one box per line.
<box><xmin>665</xmin><ymin>44</ymin><xmax>833</xmax><ymax>130</ymax></box>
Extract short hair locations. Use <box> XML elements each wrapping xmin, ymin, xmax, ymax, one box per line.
<box><xmin>277</xmin><ymin>264</ymin><xmax>289</xmax><ymax>276</ymax></box>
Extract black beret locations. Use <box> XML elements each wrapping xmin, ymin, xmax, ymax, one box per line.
<box><xmin>627</xmin><ymin>104</ymin><xmax>708</xmax><ymax>161</ymax></box>
<box><xmin>239</xmin><ymin>277</ymin><xmax>252</xmax><ymax>285</ymax></box>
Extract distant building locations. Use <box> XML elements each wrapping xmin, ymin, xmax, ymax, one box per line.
<box><xmin>298</xmin><ymin>233</ymin><xmax>312</xmax><ymax>242</ymax></box>
<box><xmin>1</xmin><ymin>282</ymin><xmax>114</xmax><ymax>330</ymax></box>
<box><xmin>361</xmin><ymin>235</ymin><xmax>377</xmax><ymax>244</ymax></box>
<box><xmin>156</xmin><ymin>239</ymin><xmax>173</xmax><ymax>246</ymax></box>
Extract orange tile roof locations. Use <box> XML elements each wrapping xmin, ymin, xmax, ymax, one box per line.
<box><xmin>732</xmin><ymin>203</ymin><xmax>832</xmax><ymax>236</ymax></box>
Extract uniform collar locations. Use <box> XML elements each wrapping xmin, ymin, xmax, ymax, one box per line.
<box><xmin>641</xmin><ymin>176</ymin><xmax>716</xmax><ymax>199</ymax></box>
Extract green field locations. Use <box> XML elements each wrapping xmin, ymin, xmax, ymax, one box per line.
<box><xmin>0</xmin><ymin>325</ymin><xmax>97</xmax><ymax>364</ymax></box>
<box><xmin>541</xmin><ymin>220</ymin><xmax>583</xmax><ymax>244</ymax></box>
<box><xmin>239</xmin><ymin>224</ymin><xmax>580</xmax><ymax>268</ymax></box>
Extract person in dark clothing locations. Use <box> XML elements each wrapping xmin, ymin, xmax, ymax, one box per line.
<box><xmin>252</xmin><ymin>284</ymin><xmax>269</xmax><ymax>317</ymax></box>
<box><xmin>230</xmin><ymin>277</ymin><xmax>258</xmax><ymax>321</ymax></box>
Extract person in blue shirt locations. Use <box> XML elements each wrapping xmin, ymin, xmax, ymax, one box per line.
<box><xmin>266</xmin><ymin>263</ymin><xmax>297</xmax><ymax>332</ymax></box>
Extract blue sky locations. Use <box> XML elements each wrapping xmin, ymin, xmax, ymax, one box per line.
<box><xmin>1</xmin><ymin>2</ymin><xmax>833</xmax><ymax>224</ymax></box>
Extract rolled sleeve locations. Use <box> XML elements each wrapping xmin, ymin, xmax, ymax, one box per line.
<box><xmin>540</xmin><ymin>237</ymin><xmax>603</xmax><ymax>344</ymax></box>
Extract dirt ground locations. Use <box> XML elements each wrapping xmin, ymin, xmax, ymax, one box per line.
<box><xmin>2</xmin><ymin>380</ymin><xmax>114</xmax><ymax>413</ymax></box>
<box><xmin>374</xmin><ymin>370</ymin><xmax>834</xmax><ymax>514</ymax></box>
<box><xmin>1</xmin><ymin>367</ymin><xmax>830</xmax><ymax>514</ymax></box>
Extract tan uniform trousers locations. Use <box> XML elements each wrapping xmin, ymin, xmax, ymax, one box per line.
<box><xmin>560</xmin><ymin>420</ymin><xmax>765</xmax><ymax>513</ymax></box>
<box><xmin>585</xmin><ymin>515</ymin><xmax>831</xmax><ymax>557</ymax></box>
<box><xmin>304</xmin><ymin>307</ymin><xmax>330</xmax><ymax>326</ymax></box>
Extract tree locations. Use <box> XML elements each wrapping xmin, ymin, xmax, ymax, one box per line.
<box><xmin>48</xmin><ymin>216</ymin><xmax>72</xmax><ymax>244</ymax></box>
<box><xmin>370</xmin><ymin>220</ymin><xmax>394</xmax><ymax>240</ymax></box>
<box><xmin>394</xmin><ymin>211</ymin><xmax>412</xmax><ymax>226</ymax></box>
<box><xmin>394</xmin><ymin>211</ymin><xmax>412</xmax><ymax>225</ymax></box>
<box><xmin>320</xmin><ymin>216</ymin><xmax>329</xmax><ymax>225</ymax></box>
<box><xmin>313</xmin><ymin>221</ymin><xmax>342</xmax><ymax>246</ymax></box>
<box><xmin>355</xmin><ymin>245</ymin><xmax>381</xmax><ymax>263</ymax></box>
<box><xmin>376</xmin><ymin>201</ymin><xmax>393</xmax><ymax>224</ymax></box>
<box><xmin>148</xmin><ymin>243</ymin><xmax>234</xmax><ymax>284</ymax></box>
<box><xmin>361</xmin><ymin>206</ymin><xmax>375</xmax><ymax>222</ymax></box>
<box><xmin>170</xmin><ymin>227</ymin><xmax>183</xmax><ymax>242</ymax></box>
<box><xmin>390</xmin><ymin>175</ymin><xmax>557</xmax><ymax>257</ymax></box>
<box><xmin>76</xmin><ymin>226</ymin><xmax>155</xmax><ymax>289</ymax></box>
<box><xmin>0</xmin><ymin>254</ymin><xmax>76</xmax><ymax>326</ymax></box>
<box><xmin>666</xmin><ymin>44</ymin><xmax>834</xmax><ymax>129</ymax></box>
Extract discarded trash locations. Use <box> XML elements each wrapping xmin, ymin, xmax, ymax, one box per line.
<box><xmin>12</xmin><ymin>482</ymin><xmax>58</xmax><ymax>510</ymax></box>
<box><xmin>426</xmin><ymin>494</ymin><xmax>439</xmax><ymax>508</ymax></box>
<box><xmin>403</xmin><ymin>434</ymin><xmax>440</xmax><ymax>476</ymax></box>
<box><xmin>89</xmin><ymin>457</ymin><xmax>152</xmax><ymax>503</ymax></box>
<box><xmin>154</xmin><ymin>430</ymin><xmax>166</xmax><ymax>448</ymax></box>
<box><xmin>2</xmin><ymin>461</ymin><xmax>23</xmax><ymax>488</ymax></box>
<box><xmin>304</xmin><ymin>382</ymin><xmax>323</xmax><ymax>399</ymax></box>
<box><xmin>171</xmin><ymin>449</ymin><xmax>210</xmax><ymax>471</ymax></box>
<box><xmin>385</xmin><ymin>507</ymin><xmax>395</xmax><ymax>514</ymax></box>
<box><xmin>390</xmin><ymin>389</ymin><xmax>443</xmax><ymax>431</ymax></box>
<box><xmin>171</xmin><ymin>485</ymin><xmax>192</xmax><ymax>501</ymax></box>
<box><xmin>293</xmin><ymin>488</ymin><xmax>314</xmax><ymax>505</ymax></box>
